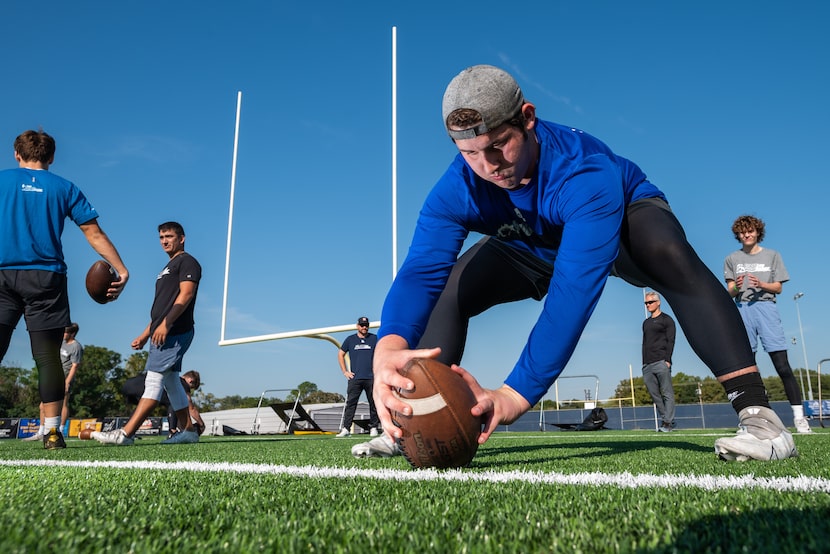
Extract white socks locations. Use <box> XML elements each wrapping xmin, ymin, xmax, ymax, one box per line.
<box><xmin>44</xmin><ymin>416</ymin><xmax>60</xmax><ymax>432</ymax></box>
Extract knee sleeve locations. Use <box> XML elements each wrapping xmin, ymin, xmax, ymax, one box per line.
<box><xmin>142</xmin><ymin>371</ymin><xmax>165</xmax><ymax>401</ymax></box>
<box><xmin>163</xmin><ymin>371</ymin><xmax>189</xmax><ymax>411</ymax></box>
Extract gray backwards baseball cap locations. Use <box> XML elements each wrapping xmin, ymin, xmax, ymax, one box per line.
<box><xmin>442</xmin><ymin>65</ymin><xmax>525</xmax><ymax>140</ymax></box>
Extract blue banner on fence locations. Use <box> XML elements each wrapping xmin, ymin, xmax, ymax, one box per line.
<box><xmin>17</xmin><ymin>418</ymin><xmax>40</xmax><ymax>439</ymax></box>
<box><xmin>804</xmin><ymin>400</ymin><xmax>830</xmax><ymax>418</ymax></box>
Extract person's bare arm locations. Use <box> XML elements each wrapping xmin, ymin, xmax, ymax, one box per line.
<box><xmin>79</xmin><ymin>220</ymin><xmax>129</xmax><ymax>299</ymax></box>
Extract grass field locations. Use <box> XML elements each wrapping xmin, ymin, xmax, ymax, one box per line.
<box><xmin>2</xmin><ymin>428</ymin><xmax>829</xmax><ymax>553</ymax></box>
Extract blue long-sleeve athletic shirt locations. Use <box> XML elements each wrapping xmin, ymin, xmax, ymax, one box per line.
<box><xmin>379</xmin><ymin>120</ymin><xmax>665</xmax><ymax>405</ymax></box>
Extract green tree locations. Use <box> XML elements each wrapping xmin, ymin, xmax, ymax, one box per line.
<box><xmin>194</xmin><ymin>391</ymin><xmax>222</xmax><ymax>412</ymax></box>
<box><xmin>608</xmin><ymin>372</ymin><xmax>809</xmax><ymax>406</ymax></box>
<box><xmin>124</xmin><ymin>351</ymin><xmax>148</xmax><ymax>378</ymax></box>
<box><xmin>611</xmin><ymin>375</ymin><xmax>652</xmax><ymax>406</ymax></box>
<box><xmin>207</xmin><ymin>395</ymin><xmax>268</xmax><ymax>410</ymax></box>
<box><xmin>304</xmin><ymin>390</ymin><xmax>345</xmax><ymax>404</ymax></box>
<box><xmin>610</xmin><ymin>372</ymin><xmax>732</xmax><ymax>406</ymax></box>
<box><xmin>16</xmin><ymin>367</ymin><xmax>42</xmax><ymax>418</ymax></box>
<box><xmin>286</xmin><ymin>381</ymin><xmax>318</xmax><ymax>402</ymax></box>
<box><xmin>805</xmin><ymin>369</ymin><xmax>830</xmax><ymax>402</ymax></box>
<box><xmin>761</xmin><ymin>375</ymin><xmax>786</xmax><ymax>402</ymax></box>
<box><xmin>0</xmin><ymin>364</ymin><xmax>39</xmax><ymax>418</ymax></box>
<box><xmin>671</xmin><ymin>373</ymin><xmax>703</xmax><ymax>404</ymax></box>
<box><xmin>70</xmin><ymin>345</ymin><xmax>127</xmax><ymax>418</ymax></box>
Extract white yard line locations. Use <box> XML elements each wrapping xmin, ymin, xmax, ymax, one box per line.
<box><xmin>2</xmin><ymin>458</ymin><xmax>828</xmax><ymax>493</ymax></box>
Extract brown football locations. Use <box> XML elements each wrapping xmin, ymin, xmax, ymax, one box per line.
<box><xmin>78</xmin><ymin>428</ymin><xmax>93</xmax><ymax>440</ymax></box>
<box><xmin>85</xmin><ymin>260</ymin><xmax>116</xmax><ymax>304</ymax></box>
<box><xmin>392</xmin><ymin>358</ymin><xmax>482</xmax><ymax>469</ymax></box>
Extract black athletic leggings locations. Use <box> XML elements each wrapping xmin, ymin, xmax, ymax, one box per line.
<box><xmin>0</xmin><ymin>324</ymin><xmax>65</xmax><ymax>403</ymax></box>
<box><xmin>417</xmin><ymin>198</ymin><xmax>755</xmax><ymax>379</ymax></box>
<box><xmin>769</xmin><ymin>350</ymin><xmax>803</xmax><ymax>405</ymax></box>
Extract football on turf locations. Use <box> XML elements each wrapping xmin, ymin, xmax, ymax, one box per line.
<box><xmin>392</xmin><ymin>358</ymin><xmax>482</xmax><ymax>469</ymax></box>
<box><xmin>85</xmin><ymin>260</ymin><xmax>116</xmax><ymax>304</ymax></box>
<box><xmin>78</xmin><ymin>428</ymin><xmax>93</xmax><ymax>440</ymax></box>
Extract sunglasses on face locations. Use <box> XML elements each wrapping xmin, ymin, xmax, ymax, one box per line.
<box><xmin>644</xmin><ymin>300</ymin><xmax>658</xmax><ymax>305</ymax></box>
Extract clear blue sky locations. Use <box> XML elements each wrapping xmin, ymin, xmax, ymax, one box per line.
<box><xmin>2</xmin><ymin>2</ymin><xmax>828</xmax><ymax>405</ymax></box>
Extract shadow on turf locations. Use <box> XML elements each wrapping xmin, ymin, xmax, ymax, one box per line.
<box><xmin>475</xmin><ymin>437</ymin><xmax>711</xmax><ymax>468</ymax></box>
<box><xmin>639</xmin><ymin>508</ymin><xmax>830</xmax><ymax>553</ymax></box>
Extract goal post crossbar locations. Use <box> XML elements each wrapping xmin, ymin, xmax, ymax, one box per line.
<box><xmin>218</xmin><ymin>322</ymin><xmax>380</xmax><ymax>347</ymax></box>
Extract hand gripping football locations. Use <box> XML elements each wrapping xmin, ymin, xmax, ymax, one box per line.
<box><xmin>85</xmin><ymin>260</ymin><xmax>116</xmax><ymax>304</ymax></box>
<box><xmin>392</xmin><ymin>358</ymin><xmax>482</xmax><ymax>469</ymax></box>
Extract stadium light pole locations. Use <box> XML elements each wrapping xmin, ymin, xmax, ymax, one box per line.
<box><xmin>793</xmin><ymin>292</ymin><xmax>814</xmax><ymax>401</ymax></box>
<box><xmin>792</xmin><ymin>336</ymin><xmax>808</xmax><ymax>399</ymax></box>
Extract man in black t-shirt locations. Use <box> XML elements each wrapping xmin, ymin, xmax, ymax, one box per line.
<box><xmin>642</xmin><ymin>291</ymin><xmax>677</xmax><ymax>433</ymax></box>
<box><xmin>94</xmin><ymin>221</ymin><xmax>201</xmax><ymax>446</ymax></box>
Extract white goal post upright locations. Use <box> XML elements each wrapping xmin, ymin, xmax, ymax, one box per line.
<box><xmin>220</xmin><ymin>90</ymin><xmax>243</xmax><ymax>345</ymax></box>
<box><xmin>218</xmin><ymin>26</ymin><xmax>397</xmax><ymax>348</ymax></box>
<box><xmin>391</xmin><ymin>25</ymin><xmax>398</xmax><ymax>281</ymax></box>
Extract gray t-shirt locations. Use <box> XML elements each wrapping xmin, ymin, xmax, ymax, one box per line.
<box><xmin>724</xmin><ymin>247</ymin><xmax>789</xmax><ymax>303</ymax></box>
<box><xmin>60</xmin><ymin>340</ymin><xmax>84</xmax><ymax>378</ymax></box>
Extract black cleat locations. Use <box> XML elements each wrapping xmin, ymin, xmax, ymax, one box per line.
<box><xmin>43</xmin><ymin>428</ymin><xmax>67</xmax><ymax>450</ymax></box>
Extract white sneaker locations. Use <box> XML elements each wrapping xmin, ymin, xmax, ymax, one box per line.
<box><xmin>351</xmin><ymin>435</ymin><xmax>400</xmax><ymax>458</ymax></box>
<box><xmin>369</xmin><ymin>427</ymin><xmax>380</xmax><ymax>437</ymax></box>
<box><xmin>714</xmin><ymin>406</ymin><xmax>798</xmax><ymax>461</ymax></box>
<box><xmin>336</xmin><ymin>428</ymin><xmax>351</xmax><ymax>438</ymax></box>
<box><xmin>22</xmin><ymin>433</ymin><xmax>44</xmax><ymax>442</ymax></box>
<box><xmin>794</xmin><ymin>417</ymin><xmax>813</xmax><ymax>434</ymax></box>
<box><xmin>161</xmin><ymin>429</ymin><xmax>199</xmax><ymax>444</ymax></box>
<box><xmin>91</xmin><ymin>429</ymin><xmax>134</xmax><ymax>446</ymax></box>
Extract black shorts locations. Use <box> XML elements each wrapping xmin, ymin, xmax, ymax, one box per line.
<box><xmin>0</xmin><ymin>269</ymin><xmax>71</xmax><ymax>331</ymax></box>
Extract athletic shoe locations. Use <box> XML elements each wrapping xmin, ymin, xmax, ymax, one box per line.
<box><xmin>351</xmin><ymin>434</ymin><xmax>400</xmax><ymax>458</ymax></box>
<box><xmin>22</xmin><ymin>433</ymin><xmax>44</xmax><ymax>442</ymax></box>
<box><xmin>43</xmin><ymin>428</ymin><xmax>66</xmax><ymax>450</ymax></box>
<box><xmin>336</xmin><ymin>427</ymin><xmax>351</xmax><ymax>438</ymax></box>
<box><xmin>794</xmin><ymin>417</ymin><xmax>812</xmax><ymax>434</ymax></box>
<box><xmin>714</xmin><ymin>406</ymin><xmax>798</xmax><ymax>462</ymax></box>
<box><xmin>658</xmin><ymin>423</ymin><xmax>672</xmax><ymax>433</ymax></box>
<box><xmin>370</xmin><ymin>427</ymin><xmax>380</xmax><ymax>437</ymax></box>
<box><xmin>92</xmin><ymin>428</ymin><xmax>134</xmax><ymax>446</ymax></box>
<box><xmin>160</xmin><ymin>429</ymin><xmax>199</xmax><ymax>444</ymax></box>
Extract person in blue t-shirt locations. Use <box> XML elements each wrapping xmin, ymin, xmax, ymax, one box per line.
<box><xmin>353</xmin><ymin>65</ymin><xmax>796</xmax><ymax>463</ymax></box>
<box><xmin>0</xmin><ymin>130</ymin><xmax>128</xmax><ymax>450</ymax></box>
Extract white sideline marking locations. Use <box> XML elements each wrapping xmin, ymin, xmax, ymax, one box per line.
<box><xmin>1</xmin><ymin>459</ymin><xmax>828</xmax><ymax>493</ymax></box>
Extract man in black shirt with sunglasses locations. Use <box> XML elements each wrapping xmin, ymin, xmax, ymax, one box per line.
<box><xmin>642</xmin><ymin>291</ymin><xmax>676</xmax><ymax>433</ymax></box>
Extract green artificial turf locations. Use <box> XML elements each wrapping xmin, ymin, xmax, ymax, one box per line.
<box><xmin>1</xmin><ymin>430</ymin><xmax>828</xmax><ymax>553</ymax></box>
